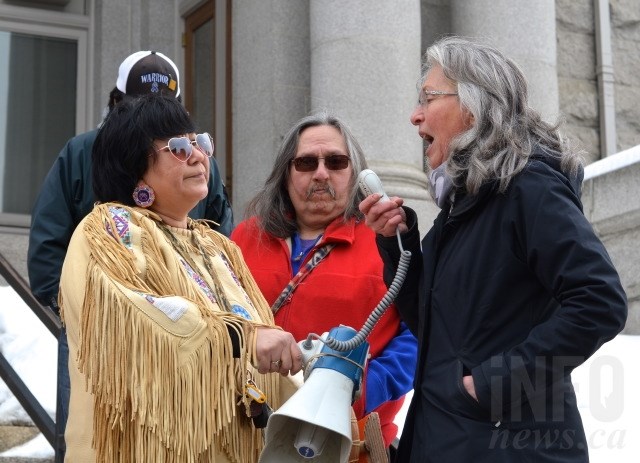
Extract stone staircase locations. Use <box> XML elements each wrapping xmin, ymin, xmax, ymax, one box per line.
<box><xmin>0</xmin><ymin>425</ymin><xmax>53</xmax><ymax>462</ymax></box>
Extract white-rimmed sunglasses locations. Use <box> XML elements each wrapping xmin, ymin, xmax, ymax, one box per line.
<box><xmin>155</xmin><ymin>133</ymin><xmax>214</xmax><ymax>162</ymax></box>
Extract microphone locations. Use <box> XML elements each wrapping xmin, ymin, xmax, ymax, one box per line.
<box><xmin>357</xmin><ymin>169</ymin><xmax>390</xmax><ymax>203</ymax></box>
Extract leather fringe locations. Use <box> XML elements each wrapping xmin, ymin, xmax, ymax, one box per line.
<box><xmin>67</xmin><ymin>204</ymin><xmax>282</xmax><ymax>462</ymax></box>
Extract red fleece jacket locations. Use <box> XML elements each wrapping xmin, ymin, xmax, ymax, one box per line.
<box><xmin>232</xmin><ymin>216</ymin><xmax>406</xmax><ymax>445</ymax></box>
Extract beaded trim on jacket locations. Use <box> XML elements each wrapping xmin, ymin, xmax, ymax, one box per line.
<box><xmin>59</xmin><ymin>203</ymin><xmax>281</xmax><ymax>463</ymax></box>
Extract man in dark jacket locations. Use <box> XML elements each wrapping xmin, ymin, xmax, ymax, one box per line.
<box><xmin>360</xmin><ymin>37</ymin><xmax>627</xmax><ymax>462</ymax></box>
<box><xmin>27</xmin><ymin>50</ymin><xmax>233</xmax><ymax>462</ymax></box>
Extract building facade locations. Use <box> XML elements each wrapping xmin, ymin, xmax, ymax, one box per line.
<box><xmin>0</xmin><ymin>0</ymin><xmax>638</xmax><ymax>331</ymax></box>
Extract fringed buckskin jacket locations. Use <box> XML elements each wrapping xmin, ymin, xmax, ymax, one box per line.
<box><xmin>59</xmin><ymin>203</ymin><xmax>292</xmax><ymax>463</ymax></box>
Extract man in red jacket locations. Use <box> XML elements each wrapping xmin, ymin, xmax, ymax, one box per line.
<box><xmin>231</xmin><ymin>111</ymin><xmax>416</xmax><ymax>459</ymax></box>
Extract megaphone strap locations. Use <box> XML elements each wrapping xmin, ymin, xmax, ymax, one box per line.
<box><xmin>303</xmin><ymin>351</ymin><xmax>366</xmax><ymax>379</ymax></box>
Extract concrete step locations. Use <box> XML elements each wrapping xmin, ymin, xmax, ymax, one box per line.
<box><xmin>0</xmin><ymin>426</ymin><xmax>53</xmax><ymax>462</ymax></box>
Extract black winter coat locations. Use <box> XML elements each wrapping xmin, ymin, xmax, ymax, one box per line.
<box><xmin>377</xmin><ymin>152</ymin><xmax>627</xmax><ymax>462</ymax></box>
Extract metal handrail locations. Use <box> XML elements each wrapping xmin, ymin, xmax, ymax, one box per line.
<box><xmin>0</xmin><ymin>353</ymin><xmax>56</xmax><ymax>445</ymax></box>
<box><xmin>0</xmin><ymin>252</ymin><xmax>61</xmax><ymax>337</ymax></box>
<box><xmin>0</xmin><ymin>251</ymin><xmax>61</xmax><ymax>450</ymax></box>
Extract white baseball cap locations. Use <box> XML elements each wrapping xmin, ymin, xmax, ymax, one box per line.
<box><xmin>115</xmin><ymin>50</ymin><xmax>180</xmax><ymax>97</ymax></box>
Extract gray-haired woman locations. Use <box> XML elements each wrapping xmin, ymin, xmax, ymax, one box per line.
<box><xmin>360</xmin><ymin>36</ymin><xmax>627</xmax><ymax>463</ymax></box>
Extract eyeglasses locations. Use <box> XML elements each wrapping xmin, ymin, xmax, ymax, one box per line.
<box><xmin>291</xmin><ymin>154</ymin><xmax>351</xmax><ymax>172</ymax></box>
<box><xmin>155</xmin><ymin>133</ymin><xmax>214</xmax><ymax>162</ymax></box>
<box><xmin>417</xmin><ymin>89</ymin><xmax>458</xmax><ymax>108</ymax></box>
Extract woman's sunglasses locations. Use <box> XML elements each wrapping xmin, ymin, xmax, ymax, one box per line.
<box><xmin>156</xmin><ymin>133</ymin><xmax>214</xmax><ymax>162</ymax></box>
<box><xmin>291</xmin><ymin>154</ymin><xmax>350</xmax><ymax>172</ymax></box>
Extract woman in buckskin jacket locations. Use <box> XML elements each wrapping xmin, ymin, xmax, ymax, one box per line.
<box><xmin>60</xmin><ymin>94</ymin><xmax>300</xmax><ymax>463</ymax></box>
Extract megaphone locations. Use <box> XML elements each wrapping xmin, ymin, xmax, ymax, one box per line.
<box><xmin>260</xmin><ymin>326</ymin><xmax>369</xmax><ymax>462</ymax></box>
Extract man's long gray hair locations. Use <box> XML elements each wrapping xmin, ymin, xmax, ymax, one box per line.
<box><xmin>423</xmin><ymin>36</ymin><xmax>583</xmax><ymax>194</ymax></box>
<box><xmin>245</xmin><ymin>111</ymin><xmax>369</xmax><ymax>238</ymax></box>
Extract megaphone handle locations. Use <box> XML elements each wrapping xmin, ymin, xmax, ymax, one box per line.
<box><xmin>251</xmin><ymin>402</ymin><xmax>273</xmax><ymax>428</ymax></box>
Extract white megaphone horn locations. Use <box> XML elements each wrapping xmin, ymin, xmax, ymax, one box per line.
<box><xmin>259</xmin><ymin>326</ymin><xmax>369</xmax><ymax>463</ymax></box>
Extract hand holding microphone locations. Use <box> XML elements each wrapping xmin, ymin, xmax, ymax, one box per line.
<box><xmin>357</xmin><ymin>169</ymin><xmax>408</xmax><ymax>236</ymax></box>
<box><xmin>358</xmin><ymin>169</ymin><xmax>391</xmax><ymax>203</ymax></box>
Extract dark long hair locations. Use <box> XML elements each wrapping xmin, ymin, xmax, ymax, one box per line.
<box><xmin>92</xmin><ymin>94</ymin><xmax>195</xmax><ymax>205</ymax></box>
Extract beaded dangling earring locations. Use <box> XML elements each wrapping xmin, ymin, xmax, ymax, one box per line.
<box><xmin>132</xmin><ymin>183</ymin><xmax>155</xmax><ymax>208</ymax></box>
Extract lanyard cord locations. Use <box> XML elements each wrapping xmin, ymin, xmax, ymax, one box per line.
<box><xmin>271</xmin><ymin>243</ymin><xmax>336</xmax><ymax>314</ymax></box>
<box><xmin>158</xmin><ymin>222</ymin><xmax>234</xmax><ymax>313</ymax></box>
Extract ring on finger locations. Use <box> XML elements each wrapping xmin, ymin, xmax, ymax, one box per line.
<box><xmin>270</xmin><ymin>360</ymin><xmax>282</xmax><ymax>368</ymax></box>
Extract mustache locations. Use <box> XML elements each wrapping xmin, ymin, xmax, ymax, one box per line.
<box><xmin>306</xmin><ymin>183</ymin><xmax>336</xmax><ymax>199</ymax></box>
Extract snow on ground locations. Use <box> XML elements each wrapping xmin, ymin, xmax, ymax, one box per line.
<box><xmin>0</xmin><ymin>285</ymin><xmax>56</xmax><ymax>457</ymax></box>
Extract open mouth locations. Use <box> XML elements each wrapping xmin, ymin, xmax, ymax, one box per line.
<box><xmin>422</xmin><ymin>134</ymin><xmax>433</xmax><ymax>156</ymax></box>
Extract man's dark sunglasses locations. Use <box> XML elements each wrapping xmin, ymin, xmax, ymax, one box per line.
<box><xmin>291</xmin><ymin>154</ymin><xmax>350</xmax><ymax>172</ymax></box>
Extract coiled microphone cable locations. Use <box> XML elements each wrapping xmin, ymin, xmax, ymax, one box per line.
<box><xmin>301</xmin><ymin>228</ymin><xmax>411</xmax><ymax>352</ymax></box>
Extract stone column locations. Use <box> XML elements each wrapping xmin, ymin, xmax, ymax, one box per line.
<box><xmin>583</xmin><ymin>147</ymin><xmax>640</xmax><ymax>333</ymax></box>
<box><xmin>231</xmin><ymin>0</ymin><xmax>310</xmax><ymax>216</ymax></box>
<box><xmin>310</xmin><ymin>0</ymin><xmax>436</xmax><ymax>226</ymax></box>
<box><xmin>451</xmin><ymin>0</ymin><xmax>559</xmax><ymax>123</ymax></box>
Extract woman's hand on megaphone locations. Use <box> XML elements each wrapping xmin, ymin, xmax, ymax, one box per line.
<box><xmin>255</xmin><ymin>327</ymin><xmax>303</xmax><ymax>376</ymax></box>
